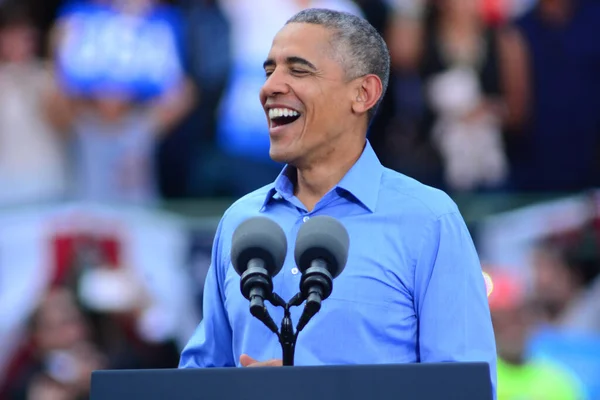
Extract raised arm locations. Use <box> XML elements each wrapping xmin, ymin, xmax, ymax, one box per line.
<box><xmin>497</xmin><ymin>26</ymin><xmax>531</xmax><ymax>132</ymax></box>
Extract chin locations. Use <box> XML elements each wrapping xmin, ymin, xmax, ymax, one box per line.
<box><xmin>269</xmin><ymin>143</ymin><xmax>302</xmax><ymax>165</ymax></box>
<box><xmin>269</xmin><ymin>148</ymin><xmax>290</xmax><ymax>164</ymax></box>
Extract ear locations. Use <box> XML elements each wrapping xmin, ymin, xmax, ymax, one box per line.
<box><xmin>351</xmin><ymin>75</ymin><xmax>383</xmax><ymax>116</ymax></box>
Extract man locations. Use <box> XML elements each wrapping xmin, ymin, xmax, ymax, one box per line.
<box><xmin>498</xmin><ymin>0</ymin><xmax>600</xmax><ymax>192</ymax></box>
<box><xmin>213</xmin><ymin>0</ymin><xmax>363</xmax><ymax>197</ymax></box>
<box><xmin>179</xmin><ymin>7</ymin><xmax>497</xmax><ymax>393</ymax></box>
<box><xmin>0</xmin><ymin>2</ymin><xmax>69</xmax><ymax>207</ymax></box>
<box><xmin>486</xmin><ymin>269</ymin><xmax>585</xmax><ymax>399</ymax></box>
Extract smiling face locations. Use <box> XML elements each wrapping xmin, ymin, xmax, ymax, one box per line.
<box><xmin>260</xmin><ymin>23</ymin><xmax>361</xmax><ymax>167</ymax></box>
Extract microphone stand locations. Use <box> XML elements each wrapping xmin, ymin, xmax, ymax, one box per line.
<box><xmin>266</xmin><ymin>292</ymin><xmax>311</xmax><ymax>366</ymax></box>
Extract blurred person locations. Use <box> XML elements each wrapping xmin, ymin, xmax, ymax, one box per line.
<box><xmin>499</xmin><ymin>0</ymin><xmax>600</xmax><ymax>192</ymax></box>
<box><xmin>4</xmin><ymin>242</ymin><xmax>182</xmax><ymax>399</ymax></box>
<box><xmin>73</xmin><ymin>241</ymin><xmax>183</xmax><ymax>370</ymax></box>
<box><xmin>531</xmin><ymin>228</ymin><xmax>600</xmax><ymax>333</ymax></box>
<box><xmin>351</xmin><ymin>0</ymin><xmax>404</xmax><ymax>183</ymax></box>
<box><xmin>417</xmin><ymin>0</ymin><xmax>510</xmax><ymax>193</ymax></box>
<box><xmin>46</xmin><ymin>0</ymin><xmax>195</xmax><ymax>205</ymax></box>
<box><xmin>379</xmin><ymin>0</ymin><xmax>441</xmax><ymax>188</ymax></box>
<box><xmin>487</xmin><ymin>269</ymin><xmax>586</xmax><ymax>399</ymax></box>
<box><xmin>0</xmin><ymin>2</ymin><xmax>69</xmax><ymax>207</ymax></box>
<box><xmin>354</xmin><ymin>0</ymin><xmax>392</xmax><ymax>34</ymax></box>
<box><xmin>179</xmin><ymin>8</ymin><xmax>497</xmax><ymax>395</ymax></box>
<box><xmin>49</xmin><ymin>230</ymin><xmax>185</xmax><ymax>371</ymax></box>
<box><xmin>177</xmin><ymin>0</ymin><xmax>231</xmax><ymax>198</ymax></box>
<box><xmin>8</xmin><ymin>287</ymin><xmax>107</xmax><ymax>400</ymax></box>
<box><xmin>213</xmin><ymin>0</ymin><xmax>363</xmax><ymax>198</ymax></box>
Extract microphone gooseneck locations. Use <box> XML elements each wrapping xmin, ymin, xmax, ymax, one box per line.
<box><xmin>296</xmin><ymin>259</ymin><xmax>331</xmax><ymax>331</ymax></box>
<box><xmin>242</xmin><ymin>258</ymin><xmax>278</xmax><ymax>333</ymax></box>
<box><xmin>231</xmin><ymin>215</ymin><xmax>349</xmax><ymax>366</ymax></box>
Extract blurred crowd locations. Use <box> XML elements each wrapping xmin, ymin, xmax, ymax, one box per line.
<box><xmin>1</xmin><ymin>0</ymin><xmax>599</xmax><ymax>208</ymax></box>
<box><xmin>485</xmin><ymin>203</ymin><xmax>600</xmax><ymax>399</ymax></box>
<box><xmin>0</xmin><ymin>0</ymin><xmax>599</xmax><ymax>398</ymax></box>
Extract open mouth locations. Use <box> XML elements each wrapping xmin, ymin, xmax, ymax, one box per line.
<box><xmin>268</xmin><ymin>107</ymin><xmax>301</xmax><ymax>129</ymax></box>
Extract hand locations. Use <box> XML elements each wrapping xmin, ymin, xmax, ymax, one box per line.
<box><xmin>239</xmin><ymin>354</ymin><xmax>282</xmax><ymax>367</ymax></box>
<box><xmin>70</xmin><ymin>342</ymin><xmax>107</xmax><ymax>393</ymax></box>
<box><xmin>27</xmin><ymin>375</ymin><xmax>74</xmax><ymax>400</ymax></box>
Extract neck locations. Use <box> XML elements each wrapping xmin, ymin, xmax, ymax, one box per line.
<box><xmin>293</xmin><ymin>138</ymin><xmax>366</xmax><ymax>212</ymax></box>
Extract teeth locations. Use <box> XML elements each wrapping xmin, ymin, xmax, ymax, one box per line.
<box><xmin>269</xmin><ymin>108</ymin><xmax>299</xmax><ymax>120</ymax></box>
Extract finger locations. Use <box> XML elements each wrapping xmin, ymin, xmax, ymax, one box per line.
<box><xmin>239</xmin><ymin>354</ymin><xmax>258</xmax><ymax>367</ymax></box>
<box><xmin>247</xmin><ymin>359</ymin><xmax>283</xmax><ymax>367</ymax></box>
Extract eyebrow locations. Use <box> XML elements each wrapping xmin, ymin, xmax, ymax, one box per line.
<box><xmin>263</xmin><ymin>56</ymin><xmax>317</xmax><ymax>71</ymax></box>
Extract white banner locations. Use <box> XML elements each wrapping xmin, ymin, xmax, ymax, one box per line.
<box><xmin>0</xmin><ymin>203</ymin><xmax>203</xmax><ymax>387</ymax></box>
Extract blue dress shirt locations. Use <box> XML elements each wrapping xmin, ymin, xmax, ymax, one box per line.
<box><xmin>179</xmin><ymin>140</ymin><xmax>497</xmax><ymax>394</ymax></box>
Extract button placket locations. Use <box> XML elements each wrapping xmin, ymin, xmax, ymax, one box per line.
<box><xmin>287</xmin><ymin>214</ymin><xmax>308</xmax><ymax>288</ymax></box>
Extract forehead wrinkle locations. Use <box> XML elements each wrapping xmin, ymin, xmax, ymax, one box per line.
<box><xmin>275</xmin><ymin>25</ymin><xmax>332</xmax><ymax>59</ymax></box>
<box><xmin>270</xmin><ymin>24</ymin><xmax>353</xmax><ymax>84</ymax></box>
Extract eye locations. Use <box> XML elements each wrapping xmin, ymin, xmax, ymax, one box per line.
<box><xmin>265</xmin><ymin>70</ymin><xmax>274</xmax><ymax>78</ymax></box>
<box><xmin>291</xmin><ymin>69</ymin><xmax>308</xmax><ymax>76</ymax></box>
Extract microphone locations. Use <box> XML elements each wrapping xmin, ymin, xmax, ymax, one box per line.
<box><xmin>231</xmin><ymin>217</ymin><xmax>287</xmax><ymax>333</ymax></box>
<box><xmin>294</xmin><ymin>215</ymin><xmax>349</xmax><ymax>331</ymax></box>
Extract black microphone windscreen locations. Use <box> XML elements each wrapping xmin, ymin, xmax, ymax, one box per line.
<box><xmin>294</xmin><ymin>215</ymin><xmax>349</xmax><ymax>278</ymax></box>
<box><xmin>231</xmin><ymin>216</ymin><xmax>287</xmax><ymax>277</ymax></box>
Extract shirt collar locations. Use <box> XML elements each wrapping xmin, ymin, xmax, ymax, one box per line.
<box><xmin>261</xmin><ymin>140</ymin><xmax>383</xmax><ymax>213</ymax></box>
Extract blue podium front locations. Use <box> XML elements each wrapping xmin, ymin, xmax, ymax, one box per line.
<box><xmin>91</xmin><ymin>362</ymin><xmax>493</xmax><ymax>400</ymax></box>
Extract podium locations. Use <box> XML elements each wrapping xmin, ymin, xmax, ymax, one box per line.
<box><xmin>90</xmin><ymin>362</ymin><xmax>493</xmax><ymax>400</ymax></box>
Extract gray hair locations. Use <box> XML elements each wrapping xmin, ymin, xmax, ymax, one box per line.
<box><xmin>286</xmin><ymin>8</ymin><xmax>390</xmax><ymax>123</ymax></box>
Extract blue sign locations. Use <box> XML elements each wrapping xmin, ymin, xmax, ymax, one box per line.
<box><xmin>528</xmin><ymin>328</ymin><xmax>600</xmax><ymax>399</ymax></box>
<box><xmin>55</xmin><ymin>1</ymin><xmax>184</xmax><ymax>100</ymax></box>
<box><xmin>217</xmin><ymin>64</ymin><xmax>271</xmax><ymax>160</ymax></box>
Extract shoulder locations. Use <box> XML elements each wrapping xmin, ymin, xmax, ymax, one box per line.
<box><xmin>378</xmin><ymin>168</ymin><xmax>460</xmax><ymax>221</ymax></box>
<box><xmin>225</xmin><ymin>183</ymin><xmax>273</xmax><ymax>218</ymax></box>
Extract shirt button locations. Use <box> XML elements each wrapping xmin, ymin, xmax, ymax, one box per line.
<box><xmin>291</xmin><ymin>267</ymin><xmax>299</xmax><ymax>275</ymax></box>
<box><xmin>302</xmin><ymin>216</ymin><xmax>310</xmax><ymax>223</ymax></box>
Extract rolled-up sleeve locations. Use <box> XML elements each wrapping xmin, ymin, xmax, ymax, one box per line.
<box><xmin>179</xmin><ymin>220</ymin><xmax>235</xmax><ymax>368</ymax></box>
<box><xmin>414</xmin><ymin>211</ymin><xmax>497</xmax><ymax>397</ymax></box>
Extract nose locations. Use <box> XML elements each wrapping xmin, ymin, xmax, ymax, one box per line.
<box><xmin>260</xmin><ymin>68</ymin><xmax>290</xmax><ymax>100</ymax></box>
